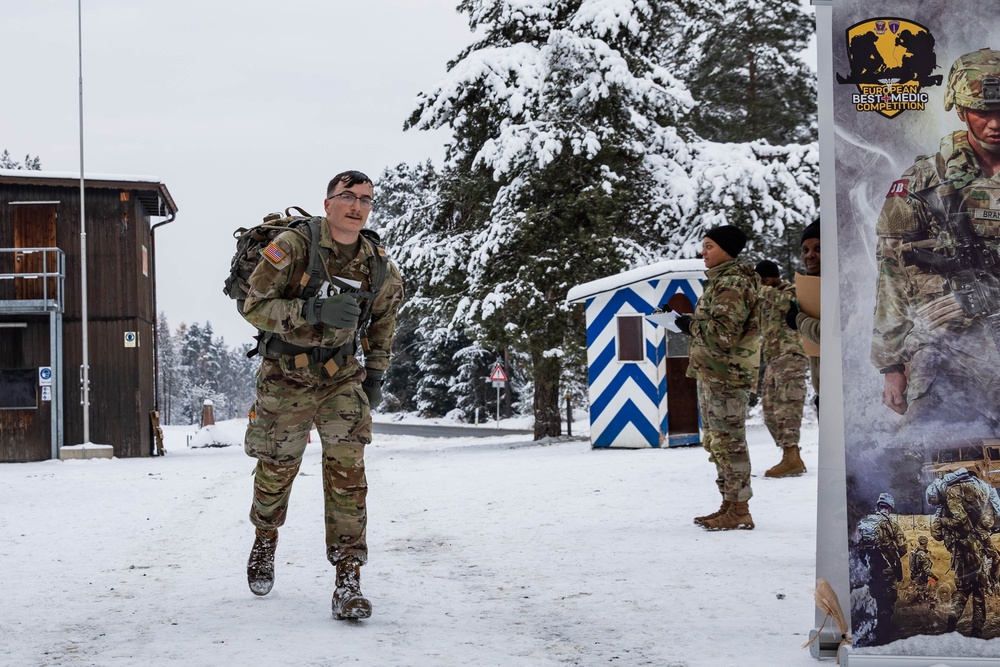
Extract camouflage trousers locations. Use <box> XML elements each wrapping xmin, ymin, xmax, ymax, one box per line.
<box><xmin>761</xmin><ymin>353</ymin><xmax>807</xmax><ymax>450</ymax></box>
<box><xmin>697</xmin><ymin>380</ymin><xmax>752</xmax><ymax>503</ymax></box>
<box><xmin>245</xmin><ymin>358</ymin><xmax>372</xmax><ymax>565</ymax></box>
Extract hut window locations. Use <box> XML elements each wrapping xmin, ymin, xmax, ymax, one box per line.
<box><xmin>0</xmin><ymin>369</ymin><xmax>37</xmax><ymax>409</ymax></box>
<box><xmin>617</xmin><ymin>315</ymin><xmax>644</xmax><ymax>362</ymax></box>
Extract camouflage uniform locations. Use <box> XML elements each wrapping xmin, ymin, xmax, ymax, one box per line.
<box><xmin>871</xmin><ymin>49</ymin><xmax>1000</xmax><ymax>438</ymax></box>
<box><xmin>858</xmin><ymin>509</ymin><xmax>906</xmax><ymax>639</ymax></box>
<box><xmin>936</xmin><ymin>475</ymin><xmax>995</xmax><ymax>637</ymax></box>
<box><xmin>909</xmin><ymin>539</ymin><xmax>934</xmax><ymax>604</ymax></box>
<box><xmin>758</xmin><ymin>281</ymin><xmax>807</xmax><ymax>451</ymax></box>
<box><xmin>242</xmin><ymin>216</ymin><xmax>403</xmax><ymax>565</ymax></box>
<box><xmin>687</xmin><ymin>259</ymin><xmax>761</xmax><ymax>503</ymax></box>
<box><xmin>797</xmin><ymin>312</ymin><xmax>820</xmax><ymax>399</ymax></box>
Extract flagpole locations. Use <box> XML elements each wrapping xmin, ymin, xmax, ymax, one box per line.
<box><xmin>78</xmin><ymin>0</ymin><xmax>91</xmax><ymax>443</ymax></box>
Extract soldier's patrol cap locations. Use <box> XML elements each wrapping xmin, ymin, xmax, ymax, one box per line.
<box><xmin>944</xmin><ymin>48</ymin><xmax>1000</xmax><ymax>111</ymax></box>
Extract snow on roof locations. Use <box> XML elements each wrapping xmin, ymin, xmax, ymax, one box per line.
<box><xmin>0</xmin><ymin>168</ymin><xmax>163</xmax><ymax>183</ymax></box>
<box><xmin>566</xmin><ymin>258</ymin><xmax>705</xmax><ymax>303</ymax></box>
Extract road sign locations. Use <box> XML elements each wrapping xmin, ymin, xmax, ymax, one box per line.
<box><xmin>38</xmin><ymin>366</ymin><xmax>53</xmax><ymax>387</ymax></box>
<box><xmin>124</xmin><ymin>331</ymin><xmax>138</xmax><ymax>348</ymax></box>
<box><xmin>492</xmin><ymin>380</ymin><xmax>505</xmax><ymax>388</ymax></box>
<box><xmin>489</xmin><ymin>364</ymin><xmax>508</xmax><ymax>382</ymax></box>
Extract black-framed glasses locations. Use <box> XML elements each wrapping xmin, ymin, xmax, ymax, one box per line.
<box><xmin>327</xmin><ymin>192</ymin><xmax>376</xmax><ymax>209</ymax></box>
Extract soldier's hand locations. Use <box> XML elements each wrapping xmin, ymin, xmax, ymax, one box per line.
<box><xmin>882</xmin><ymin>371</ymin><xmax>908</xmax><ymax>415</ymax></box>
<box><xmin>785</xmin><ymin>301</ymin><xmax>800</xmax><ymax>330</ymax></box>
<box><xmin>675</xmin><ymin>314</ymin><xmax>693</xmax><ymax>335</ymax></box>
<box><xmin>303</xmin><ymin>294</ymin><xmax>361</xmax><ymax>328</ymax></box>
<box><xmin>915</xmin><ymin>293</ymin><xmax>965</xmax><ymax>330</ymax></box>
<box><xmin>362</xmin><ymin>368</ymin><xmax>384</xmax><ymax>410</ymax></box>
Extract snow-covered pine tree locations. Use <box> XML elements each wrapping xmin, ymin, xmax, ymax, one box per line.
<box><xmin>406</xmin><ymin>0</ymin><xmax>694</xmax><ymax>438</ymax></box>
<box><xmin>156</xmin><ymin>313</ymin><xmax>180</xmax><ymax>424</ymax></box>
<box><xmin>669</xmin><ymin>0</ymin><xmax>817</xmax><ymax>146</ymax></box>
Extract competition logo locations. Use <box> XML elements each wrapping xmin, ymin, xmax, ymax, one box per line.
<box><xmin>836</xmin><ymin>17</ymin><xmax>943</xmax><ymax>119</ymax></box>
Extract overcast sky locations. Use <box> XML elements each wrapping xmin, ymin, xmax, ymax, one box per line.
<box><xmin>2</xmin><ymin>2</ymin><xmax>817</xmax><ymax>346</ymax></box>
<box><xmin>1</xmin><ymin>1</ymin><xmax>475</xmax><ymax>344</ymax></box>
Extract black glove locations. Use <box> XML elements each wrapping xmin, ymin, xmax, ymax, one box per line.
<box><xmin>303</xmin><ymin>293</ymin><xmax>361</xmax><ymax>328</ymax></box>
<box><xmin>675</xmin><ymin>314</ymin><xmax>692</xmax><ymax>335</ymax></box>
<box><xmin>362</xmin><ymin>368</ymin><xmax>384</xmax><ymax>410</ymax></box>
<box><xmin>785</xmin><ymin>301</ymin><xmax>800</xmax><ymax>330</ymax></box>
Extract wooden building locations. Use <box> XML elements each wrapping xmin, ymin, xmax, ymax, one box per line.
<box><xmin>0</xmin><ymin>170</ymin><xmax>177</xmax><ymax>461</ymax></box>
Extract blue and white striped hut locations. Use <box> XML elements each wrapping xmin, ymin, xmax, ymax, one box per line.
<box><xmin>567</xmin><ymin>259</ymin><xmax>706</xmax><ymax>449</ymax></box>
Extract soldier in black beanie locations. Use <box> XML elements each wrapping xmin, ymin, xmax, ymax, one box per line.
<box><xmin>678</xmin><ymin>224</ymin><xmax>761</xmax><ymax>530</ymax></box>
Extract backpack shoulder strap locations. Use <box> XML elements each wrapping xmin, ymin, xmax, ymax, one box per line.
<box><xmin>359</xmin><ymin>228</ymin><xmax>389</xmax><ymax>296</ymax></box>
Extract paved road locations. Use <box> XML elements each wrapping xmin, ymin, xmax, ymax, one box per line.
<box><xmin>372</xmin><ymin>422</ymin><xmax>533</xmax><ymax>438</ymax></box>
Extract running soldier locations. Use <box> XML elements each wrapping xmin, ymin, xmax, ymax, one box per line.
<box><xmin>871</xmin><ymin>49</ymin><xmax>1000</xmax><ymax>438</ymax></box>
<box><xmin>242</xmin><ymin>171</ymin><xmax>404</xmax><ymax>620</ymax></box>
<box><xmin>754</xmin><ymin>260</ymin><xmax>808</xmax><ymax>477</ymax></box>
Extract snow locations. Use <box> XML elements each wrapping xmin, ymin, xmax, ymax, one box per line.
<box><xmin>566</xmin><ymin>258</ymin><xmax>705</xmax><ymax>302</ymax></box>
<box><xmin>0</xmin><ymin>168</ymin><xmax>163</xmax><ymax>184</ymax></box>
<box><xmin>0</xmin><ymin>414</ymin><xmax>830</xmax><ymax>666</ymax></box>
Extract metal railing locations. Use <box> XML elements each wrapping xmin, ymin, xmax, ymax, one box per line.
<box><xmin>0</xmin><ymin>247</ymin><xmax>66</xmax><ymax>313</ymax></box>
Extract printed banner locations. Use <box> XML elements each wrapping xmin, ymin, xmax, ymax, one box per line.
<box><xmin>833</xmin><ymin>0</ymin><xmax>1000</xmax><ymax>649</ymax></box>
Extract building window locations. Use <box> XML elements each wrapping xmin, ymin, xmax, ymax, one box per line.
<box><xmin>617</xmin><ymin>315</ymin><xmax>644</xmax><ymax>362</ymax></box>
<box><xmin>0</xmin><ymin>369</ymin><xmax>37</xmax><ymax>409</ymax></box>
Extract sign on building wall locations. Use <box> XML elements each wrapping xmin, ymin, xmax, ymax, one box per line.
<box><xmin>833</xmin><ymin>0</ymin><xmax>1000</xmax><ymax>649</ymax></box>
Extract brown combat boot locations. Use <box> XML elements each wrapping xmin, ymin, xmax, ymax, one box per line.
<box><xmin>764</xmin><ymin>447</ymin><xmax>806</xmax><ymax>478</ymax></box>
<box><xmin>694</xmin><ymin>500</ymin><xmax>731</xmax><ymax>525</ymax></box>
<box><xmin>247</xmin><ymin>528</ymin><xmax>278</xmax><ymax>596</ymax></box>
<box><xmin>332</xmin><ymin>558</ymin><xmax>372</xmax><ymax>620</ymax></box>
<box><xmin>702</xmin><ymin>501</ymin><xmax>754</xmax><ymax>531</ymax></box>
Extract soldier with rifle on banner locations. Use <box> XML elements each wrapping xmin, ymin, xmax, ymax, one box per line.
<box><xmin>871</xmin><ymin>48</ymin><xmax>1000</xmax><ymax>439</ymax></box>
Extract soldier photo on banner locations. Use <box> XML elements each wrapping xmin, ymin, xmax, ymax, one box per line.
<box><xmin>833</xmin><ymin>0</ymin><xmax>1000</xmax><ymax>649</ymax></box>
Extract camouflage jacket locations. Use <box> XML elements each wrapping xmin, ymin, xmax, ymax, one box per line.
<box><xmin>758</xmin><ymin>281</ymin><xmax>805</xmax><ymax>363</ymax></box>
<box><xmin>242</xmin><ymin>217</ymin><xmax>404</xmax><ymax>373</ymax></box>
<box><xmin>941</xmin><ymin>478</ymin><xmax>996</xmax><ymax>537</ymax></box>
<box><xmin>910</xmin><ymin>547</ymin><xmax>933</xmax><ymax>581</ymax></box>
<box><xmin>864</xmin><ymin>512</ymin><xmax>907</xmax><ymax>581</ymax></box>
<box><xmin>871</xmin><ymin>130</ymin><xmax>1000</xmax><ymax>371</ymax></box>
<box><xmin>686</xmin><ymin>259</ymin><xmax>761</xmax><ymax>389</ymax></box>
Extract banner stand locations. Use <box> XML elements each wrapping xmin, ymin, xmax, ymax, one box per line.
<box><xmin>813</xmin><ymin>1</ymin><xmax>1000</xmax><ymax>664</ymax></box>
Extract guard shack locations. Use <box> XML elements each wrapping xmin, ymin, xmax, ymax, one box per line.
<box><xmin>0</xmin><ymin>170</ymin><xmax>177</xmax><ymax>461</ymax></box>
<box><xmin>567</xmin><ymin>259</ymin><xmax>705</xmax><ymax>448</ymax></box>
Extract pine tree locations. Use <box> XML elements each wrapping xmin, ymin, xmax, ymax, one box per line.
<box><xmin>0</xmin><ymin>149</ymin><xmax>42</xmax><ymax>170</ymax></box>
<box><xmin>406</xmin><ymin>0</ymin><xmax>695</xmax><ymax>438</ymax></box>
<box><xmin>670</xmin><ymin>0</ymin><xmax>817</xmax><ymax>145</ymax></box>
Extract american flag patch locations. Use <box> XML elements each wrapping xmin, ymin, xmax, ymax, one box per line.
<box><xmin>262</xmin><ymin>242</ymin><xmax>286</xmax><ymax>264</ymax></box>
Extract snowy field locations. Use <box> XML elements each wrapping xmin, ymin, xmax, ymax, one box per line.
<box><xmin>0</xmin><ymin>416</ymin><xmax>826</xmax><ymax>667</ymax></box>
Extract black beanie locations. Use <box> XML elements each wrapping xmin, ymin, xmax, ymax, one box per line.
<box><xmin>704</xmin><ymin>225</ymin><xmax>747</xmax><ymax>259</ymax></box>
<box><xmin>801</xmin><ymin>220</ymin><xmax>820</xmax><ymax>244</ymax></box>
<box><xmin>754</xmin><ymin>260</ymin><xmax>780</xmax><ymax>279</ymax></box>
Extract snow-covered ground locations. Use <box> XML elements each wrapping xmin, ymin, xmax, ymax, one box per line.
<box><xmin>1</xmin><ymin>415</ymin><xmax>826</xmax><ymax>666</ymax></box>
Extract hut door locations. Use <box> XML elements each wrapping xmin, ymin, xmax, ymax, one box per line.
<box><xmin>13</xmin><ymin>204</ymin><xmax>57</xmax><ymax>300</ymax></box>
<box><xmin>663</xmin><ymin>293</ymin><xmax>699</xmax><ymax>439</ymax></box>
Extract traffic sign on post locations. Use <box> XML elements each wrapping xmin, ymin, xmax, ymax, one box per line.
<box><xmin>489</xmin><ymin>364</ymin><xmax>508</xmax><ymax>382</ymax></box>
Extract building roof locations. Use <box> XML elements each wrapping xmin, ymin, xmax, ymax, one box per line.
<box><xmin>566</xmin><ymin>258</ymin><xmax>705</xmax><ymax>303</ymax></box>
<box><xmin>0</xmin><ymin>168</ymin><xmax>177</xmax><ymax>218</ymax></box>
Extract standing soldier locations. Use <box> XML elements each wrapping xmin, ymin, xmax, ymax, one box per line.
<box><xmin>856</xmin><ymin>492</ymin><xmax>907</xmax><ymax>642</ymax></box>
<box><xmin>870</xmin><ymin>49</ymin><xmax>1000</xmax><ymax>436</ymax></box>
<box><xmin>754</xmin><ymin>260</ymin><xmax>808</xmax><ymax>477</ymax></box>
<box><xmin>676</xmin><ymin>225</ymin><xmax>761</xmax><ymax>531</ymax></box>
<box><xmin>241</xmin><ymin>171</ymin><xmax>404</xmax><ymax>620</ymax></box>
<box><xmin>909</xmin><ymin>535</ymin><xmax>936</xmax><ymax>607</ymax></box>
<box><xmin>785</xmin><ymin>221</ymin><xmax>821</xmax><ymax>410</ymax></box>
